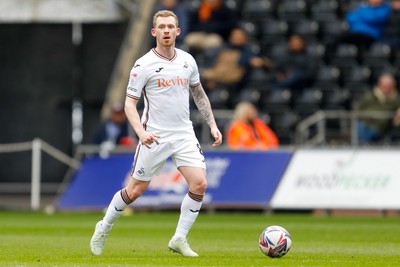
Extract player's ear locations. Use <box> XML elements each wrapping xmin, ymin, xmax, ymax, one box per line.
<box><xmin>176</xmin><ymin>27</ymin><xmax>181</xmax><ymax>36</ymax></box>
<box><xmin>151</xmin><ymin>28</ymin><xmax>156</xmax><ymax>37</ymax></box>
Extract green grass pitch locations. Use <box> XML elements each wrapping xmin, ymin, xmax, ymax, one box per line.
<box><xmin>1</xmin><ymin>211</ymin><xmax>399</xmax><ymax>266</ymax></box>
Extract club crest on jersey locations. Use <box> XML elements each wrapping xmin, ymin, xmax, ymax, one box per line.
<box><xmin>157</xmin><ymin>76</ymin><xmax>189</xmax><ymax>89</ymax></box>
<box><xmin>183</xmin><ymin>62</ymin><xmax>189</xmax><ymax>69</ymax></box>
<box><xmin>136</xmin><ymin>167</ymin><xmax>145</xmax><ymax>176</ymax></box>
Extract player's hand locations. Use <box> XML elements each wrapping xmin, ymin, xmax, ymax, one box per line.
<box><xmin>210</xmin><ymin>127</ymin><xmax>222</xmax><ymax>147</ymax></box>
<box><xmin>139</xmin><ymin>131</ymin><xmax>160</xmax><ymax>149</ymax></box>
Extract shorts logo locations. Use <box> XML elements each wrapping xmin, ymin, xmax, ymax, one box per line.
<box><xmin>136</xmin><ymin>167</ymin><xmax>145</xmax><ymax>176</ymax></box>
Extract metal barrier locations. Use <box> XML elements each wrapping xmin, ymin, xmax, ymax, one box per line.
<box><xmin>295</xmin><ymin>110</ymin><xmax>395</xmax><ymax>146</ymax></box>
<box><xmin>0</xmin><ymin>138</ymin><xmax>80</xmax><ymax>210</ymax></box>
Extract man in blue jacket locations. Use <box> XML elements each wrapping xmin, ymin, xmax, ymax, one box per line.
<box><xmin>329</xmin><ymin>0</ymin><xmax>391</xmax><ymax>59</ymax></box>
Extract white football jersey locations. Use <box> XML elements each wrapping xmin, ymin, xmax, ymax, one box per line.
<box><xmin>126</xmin><ymin>48</ymin><xmax>200</xmax><ymax>142</ymax></box>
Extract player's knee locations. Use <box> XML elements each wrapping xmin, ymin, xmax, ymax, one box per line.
<box><xmin>192</xmin><ymin>179</ymin><xmax>207</xmax><ymax>194</ymax></box>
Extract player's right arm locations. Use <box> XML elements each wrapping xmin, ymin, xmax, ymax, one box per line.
<box><xmin>125</xmin><ymin>60</ymin><xmax>159</xmax><ymax>149</ymax></box>
<box><xmin>124</xmin><ymin>96</ymin><xmax>159</xmax><ymax>149</ymax></box>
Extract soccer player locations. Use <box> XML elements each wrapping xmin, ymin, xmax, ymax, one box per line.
<box><xmin>90</xmin><ymin>10</ymin><xmax>223</xmax><ymax>257</ymax></box>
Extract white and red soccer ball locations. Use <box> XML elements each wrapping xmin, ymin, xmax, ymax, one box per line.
<box><xmin>259</xmin><ymin>225</ymin><xmax>292</xmax><ymax>258</ymax></box>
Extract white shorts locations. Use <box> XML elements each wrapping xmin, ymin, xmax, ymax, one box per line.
<box><xmin>130</xmin><ymin>137</ymin><xmax>206</xmax><ymax>181</ymax></box>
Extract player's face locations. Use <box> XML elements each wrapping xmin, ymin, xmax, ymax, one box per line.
<box><xmin>152</xmin><ymin>16</ymin><xmax>181</xmax><ymax>47</ymax></box>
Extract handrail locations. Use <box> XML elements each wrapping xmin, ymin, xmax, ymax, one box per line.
<box><xmin>0</xmin><ymin>138</ymin><xmax>79</xmax><ymax>210</ymax></box>
<box><xmin>295</xmin><ymin>110</ymin><xmax>395</xmax><ymax>146</ymax></box>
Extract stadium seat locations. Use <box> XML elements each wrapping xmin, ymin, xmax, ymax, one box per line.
<box><xmin>322</xmin><ymin>87</ymin><xmax>351</xmax><ymax>110</ymax></box>
<box><xmin>277</xmin><ymin>0</ymin><xmax>309</xmax><ymax>23</ymax></box>
<box><xmin>260</xmin><ymin>19</ymin><xmax>288</xmax><ymax>44</ymax></box>
<box><xmin>320</xmin><ymin>20</ymin><xmax>348</xmax><ymax>44</ymax></box>
<box><xmin>242</xmin><ymin>0</ymin><xmax>276</xmax><ymax>21</ymax></box>
<box><xmin>290</xmin><ymin>19</ymin><xmax>319</xmax><ymax>42</ymax></box>
<box><xmin>237</xmin><ymin>20</ymin><xmax>260</xmax><ymax>41</ymax></box>
<box><xmin>235</xmin><ymin>88</ymin><xmax>262</xmax><ymax>106</ymax></box>
<box><xmin>330</xmin><ymin>44</ymin><xmax>358</xmax><ymax>72</ymax></box>
<box><xmin>363</xmin><ymin>43</ymin><xmax>392</xmax><ymax>62</ymax></box>
<box><xmin>360</xmin><ymin>60</ymin><xmax>394</xmax><ymax>84</ymax></box>
<box><xmin>341</xmin><ymin>65</ymin><xmax>371</xmax><ymax>85</ymax></box>
<box><xmin>314</xmin><ymin>65</ymin><xmax>341</xmax><ymax>85</ymax></box>
<box><xmin>267</xmin><ymin>41</ymin><xmax>288</xmax><ymax>60</ymax></box>
<box><xmin>310</xmin><ymin>0</ymin><xmax>339</xmax><ymax>23</ymax></box>
<box><xmin>207</xmin><ymin>88</ymin><xmax>231</xmax><ymax>109</ymax></box>
<box><xmin>306</xmin><ymin>41</ymin><xmax>326</xmax><ymax>60</ymax></box>
<box><xmin>269</xmin><ymin>110</ymin><xmax>300</xmax><ymax>144</ymax></box>
<box><xmin>246</xmin><ymin>68</ymin><xmax>272</xmax><ymax>88</ymax></box>
<box><xmin>343</xmin><ymin>83</ymin><xmax>371</xmax><ymax>108</ymax></box>
<box><xmin>338</xmin><ymin>0</ymin><xmax>362</xmax><ymax>16</ymax></box>
<box><xmin>181</xmin><ymin>0</ymin><xmax>201</xmax><ymax>13</ymax></box>
<box><xmin>261</xmin><ymin>89</ymin><xmax>292</xmax><ymax>112</ymax></box>
<box><xmin>333</xmin><ymin>44</ymin><xmax>358</xmax><ymax>60</ymax></box>
<box><xmin>226</xmin><ymin>0</ymin><xmax>243</xmax><ymax>16</ymax></box>
<box><xmin>293</xmin><ymin>88</ymin><xmax>324</xmax><ymax>114</ymax></box>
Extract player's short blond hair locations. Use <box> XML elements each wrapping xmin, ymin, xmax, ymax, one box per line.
<box><xmin>153</xmin><ymin>10</ymin><xmax>179</xmax><ymax>27</ymax></box>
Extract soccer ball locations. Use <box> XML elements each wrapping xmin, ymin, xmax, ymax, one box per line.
<box><xmin>259</xmin><ymin>225</ymin><xmax>292</xmax><ymax>258</ymax></box>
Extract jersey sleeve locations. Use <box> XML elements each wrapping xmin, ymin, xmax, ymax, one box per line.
<box><xmin>189</xmin><ymin>56</ymin><xmax>201</xmax><ymax>87</ymax></box>
<box><xmin>126</xmin><ymin>61</ymin><xmax>147</xmax><ymax>100</ymax></box>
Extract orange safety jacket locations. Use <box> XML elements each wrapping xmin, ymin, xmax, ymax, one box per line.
<box><xmin>227</xmin><ymin>118</ymin><xmax>279</xmax><ymax>150</ymax></box>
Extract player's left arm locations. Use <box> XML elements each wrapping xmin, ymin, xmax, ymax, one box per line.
<box><xmin>190</xmin><ymin>83</ymin><xmax>223</xmax><ymax>147</ymax></box>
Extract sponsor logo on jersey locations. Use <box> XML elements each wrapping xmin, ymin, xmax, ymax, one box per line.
<box><xmin>183</xmin><ymin>62</ymin><xmax>189</xmax><ymax>69</ymax></box>
<box><xmin>133</xmin><ymin>64</ymin><xmax>140</xmax><ymax>68</ymax></box>
<box><xmin>157</xmin><ymin>76</ymin><xmax>189</xmax><ymax>88</ymax></box>
<box><xmin>155</xmin><ymin>67</ymin><xmax>164</xmax><ymax>73</ymax></box>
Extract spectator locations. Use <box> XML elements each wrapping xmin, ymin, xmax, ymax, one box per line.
<box><xmin>202</xmin><ymin>27</ymin><xmax>271</xmax><ymax>93</ymax></box>
<box><xmin>355</xmin><ymin>73</ymin><xmax>400</xmax><ymax>144</ymax></box>
<box><xmin>387</xmin><ymin>107</ymin><xmax>400</xmax><ymax>142</ymax></box>
<box><xmin>270</xmin><ymin>35</ymin><xmax>317</xmax><ymax>90</ymax></box>
<box><xmin>227</xmin><ymin>102</ymin><xmax>279</xmax><ymax>150</ymax></box>
<box><xmin>184</xmin><ymin>0</ymin><xmax>237</xmax><ymax>51</ymax></box>
<box><xmin>329</xmin><ymin>0</ymin><xmax>391</xmax><ymax>57</ymax></box>
<box><xmin>393</xmin><ymin>108</ymin><xmax>400</xmax><ymax>126</ymax></box>
<box><xmin>153</xmin><ymin>0</ymin><xmax>188</xmax><ymax>46</ymax></box>
<box><xmin>92</xmin><ymin>103</ymin><xmax>134</xmax><ymax>147</ymax></box>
